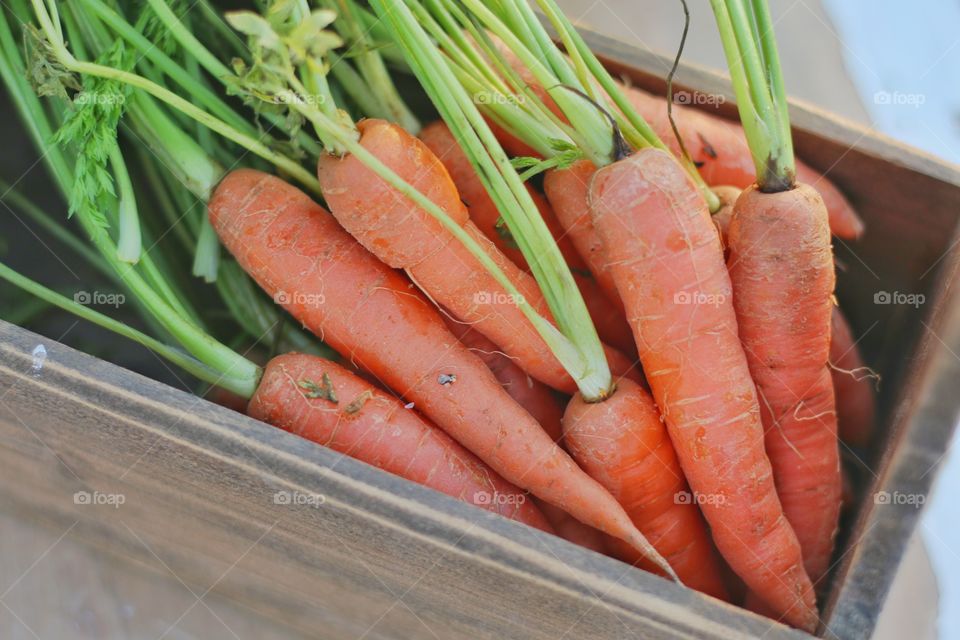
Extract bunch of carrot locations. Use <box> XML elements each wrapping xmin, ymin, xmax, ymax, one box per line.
<box><xmin>0</xmin><ymin>0</ymin><xmax>879</xmax><ymax>633</ymax></box>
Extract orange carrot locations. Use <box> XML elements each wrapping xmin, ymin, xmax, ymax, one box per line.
<box><xmin>420</xmin><ymin>121</ymin><xmax>636</xmax><ymax>356</ymax></box>
<box><xmin>419</xmin><ymin>120</ymin><xmax>585</xmax><ymax>272</ymax></box>
<box><xmin>210</xmin><ymin>168</ymin><xmax>670</xmax><ymax>571</ymax></box>
<box><xmin>250</xmin><ymin>353</ymin><xmax>551</xmax><ymax>530</ymax></box>
<box><xmin>318</xmin><ymin>118</ymin><xmax>638</xmax><ymax>394</ymax></box>
<box><xmin>718</xmin><ymin>195</ymin><xmax>871</xmax><ymax>453</ymax></box>
<box><xmin>830</xmin><ymin>307</ymin><xmax>876</xmax><ymax>447</ymax></box>
<box><xmin>726</xmin><ymin>184</ymin><xmax>841</xmax><ymax>587</ymax></box>
<box><xmin>713</xmin><ymin>187</ymin><xmax>844</xmax><ymax>580</ymax></box>
<box><xmin>564</xmin><ymin>378</ymin><xmax>730</xmax><ymax>600</ymax></box>
<box><xmin>543</xmin><ymin>160</ymin><xmax>623</xmax><ymax>309</ymax></box>
<box><xmin>588</xmin><ymin>148</ymin><xmax>817</xmax><ymax>631</ymax></box>
<box><xmin>446</xmin><ymin>321</ymin><xmax>611</xmax><ymax>553</ymax></box>
<box><xmin>442</xmin><ymin>316</ymin><xmax>565</xmax><ymax>436</ymax></box>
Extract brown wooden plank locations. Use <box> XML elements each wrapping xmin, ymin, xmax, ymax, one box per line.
<box><xmin>0</xmin><ymin>320</ymin><xmax>806</xmax><ymax>640</ymax></box>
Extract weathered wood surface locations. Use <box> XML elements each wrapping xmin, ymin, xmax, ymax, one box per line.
<box><xmin>0</xmin><ymin>320</ymin><xmax>807</xmax><ymax>640</ymax></box>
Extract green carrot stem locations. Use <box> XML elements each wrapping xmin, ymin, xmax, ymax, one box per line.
<box><xmin>128</xmin><ymin>93</ymin><xmax>224</xmax><ymax>201</ymax></box>
<box><xmin>750</xmin><ymin>0</ymin><xmax>794</xmax><ymax>182</ymax></box>
<box><xmin>428</xmin><ymin>0</ymin><xmax>578</xmax><ymax>141</ymax></box>
<box><xmin>29</xmin><ymin>0</ymin><xmax>320</xmax><ymax>196</ymax></box>
<box><xmin>328</xmin><ymin>55</ymin><xmax>384</xmax><ymax>117</ymax></box>
<box><xmin>192</xmin><ymin>217</ymin><xmax>220</xmax><ymax>283</ymax></box>
<box><xmin>0</xmin><ymin>261</ymin><xmax>261</xmax><ymax>396</ymax></box>
<box><xmin>330</xmin><ymin>0</ymin><xmax>421</xmax><ymax>133</ymax></box>
<box><xmin>144</xmin><ymin>0</ymin><xmax>230</xmax><ymax>80</ymax></box>
<box><xmin>78</xmin><ymin>0</ymin><xmax>255</xmax><ymax>137</ymax></box>
<box><xmin>134</xmin><ymin>145</ymin><xmax>195</xmax><ymax>250</ymax></box>
<box><xmin>14</xmin><ymin>0</ymin><xmax>261</xmax><ymax>392</ymax></box>
<box><xmin>411</xmin><ymin>0</ymin><xmax>569</xmax><ymax>149</ymax></box>
<box><xmin>709</xmin><ymin>0</ymin><xmax>794</xmax><ymax>191</ymax></box>
<box><xmin>131</xmin><ymin>0</ymin><xmax>322</xmax><ymax>159</ymax></box>
<box><xmin>110</xmin><ymin>146</ymin><xmax>142</xmax><ymax>264</ymax></box>
<box><xmin>457</xmin><ymin>0</ymin><xmax>611</xmax><ymax>166</ymax></box>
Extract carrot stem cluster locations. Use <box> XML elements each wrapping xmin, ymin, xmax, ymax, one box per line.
<box><xmin>709</xmin><ymin>0</ymin><xmax>795</xmax><ymax>191</ymax></box>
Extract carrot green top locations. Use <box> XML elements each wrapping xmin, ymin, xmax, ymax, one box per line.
<box><xmin>709</xmin><ymin>0</ymin><xmax>795</xmax><ymax>192</ymax></box>
<box><xmin>402</xmin><ymin>0</ymin><xmax>720</xmax><ymax>212</ymax></box>
<box><xmin>23</xmin><ymin>0</ymin><xmax>622</xmax><ymax>400</ymax></box>
<box><xmin>0</xmin><ymin>0</ymin><xmax>346</xmax><ymax>397</ymax></box>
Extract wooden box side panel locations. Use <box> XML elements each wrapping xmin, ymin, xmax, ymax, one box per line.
<box><xmin>0</xmin><ymin>321</ymin><xmax>803</xmax><ymax>640</ymax></box>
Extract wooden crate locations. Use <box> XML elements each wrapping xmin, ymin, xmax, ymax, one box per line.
<box><xmin>1</xmin><ymin>29</ymin><xmax>959</xmax><ymax>640</ymax></box>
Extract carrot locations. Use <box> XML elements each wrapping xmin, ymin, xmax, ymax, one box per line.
<box><xmin>830</xmin><ymin>306</ymin><xmax>876</xmax><ymax>447</ymax></box>
<box><xmin>318</xmin><ymin>118</ymin><xmax>638</xmax><ymax>393</ymax></box>
<box><xmin>708</xmin><ymin>185</ymin><xmax>742</xmax><ymax>250</ymax></box>
<box><xmin>715</xmin><ymin>195</ymin><xmax>873</xmax><ymax>451</ymax></box>
<box><xmin>249</xmin><ymin>353</ymin><xmax>551</xmax><ymax>530</ymax></box>
<box><xmin>563</xmin><ymin>378</ymin><xmax>730</xmax><ymax>600</ymax></box>
<box><xmin>419</xmin><ymin>120</ymin><xmax>585</xmax><ymax>272</ymax></box>
<box><xmin>442</xmin><ymin>316</ymin><xmax>566</xmax><ymax>435</ymax></box>
<box><xmin>448</xmin><ymin>322</ymin><xmax>612</xmax><ymax>552</ymax></box>
<box><xmin>708</xmin><ymin>0</ymin><xmax>842</xmax><ymax>602</ymax></box>
<box><xmin>589</xmin><ymin>148</ymin><xmax>817</xmax><ymax>630</ymax></box>
<box><xmin>210</xmin><ymin>168</ymin><xmax>671</xmax><ymax>572</ymax></box>
<box><xmin>727</xmin><ymin>184</ymin><xmax>841</xmax><ymax>587</ymax></box>
<box><xmin>543</xmin><ymin>160</ymin><xmax>622</xmax><ymax>309</ymax></box>
<box><xmin>420</xmin><ymin>121</ymin><xmax>636</xmax><ymax>355</ymax></box>
<box><xmin>621</xmin><ymin>86</ymin><xmax>862</xmax><ymax>239</ymax></box>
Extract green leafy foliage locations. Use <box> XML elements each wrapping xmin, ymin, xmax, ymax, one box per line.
<box><xmin>224</xmin><ymin>5</ymin><xmax>340</xmax><ymax>105</ymax></box>
<box><xmin>49</xmin><ymin>41</ymin><xmax>132</xmax><ymax>229</ymax></box>
<box><xmin>508</xmin><ymin>139</ymin><xmax>582</xmax><ymax>181</ymax></box>
<box><xmin>134</xmin><ymin>0</ymin><xmax>188</xmax><ymax>57</ymax></box>
<box><xmin>223</xmin><ymin>1</ymin><xmax>354</xmax><ymax>154</ymax></box>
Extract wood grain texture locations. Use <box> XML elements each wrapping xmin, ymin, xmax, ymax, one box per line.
<box><xmin>0</xmin><ymin>321</ymin><xmax>806</xmax><ymax>640</ymax></box>
<box><xmin>1</xmin><ymin>30</ymin><xmax>959</xmax><ymax>640</ymax></box>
